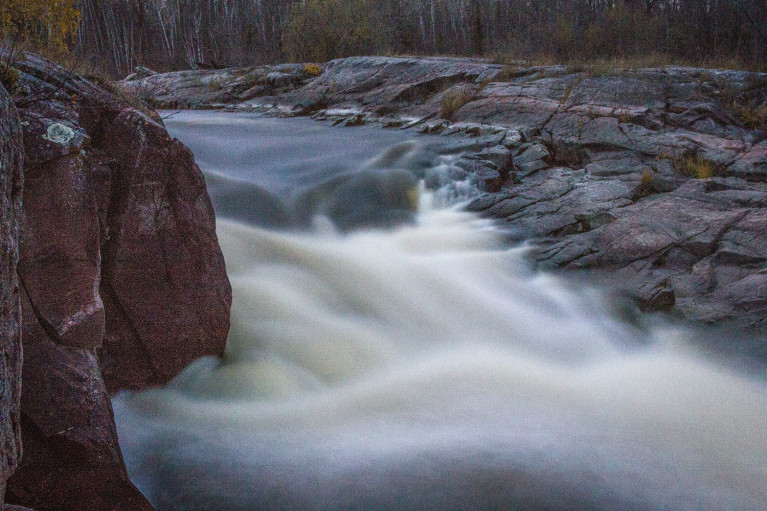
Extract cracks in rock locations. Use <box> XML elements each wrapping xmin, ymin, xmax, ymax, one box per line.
<box><xmin>662</xmin><ymin>73</ymin><xmax>672</xmax><ymax>130</ymax></box>
<box><xmin>496</xmin><ymin>183</ymin><xmax>575</xmax><ymax>220</ymax></box>
<box><xmin>539</xmin><ymin>106</ymin><xmax>561</xmax><ymax>135</ymax></box>
<box><xmin>620</xmin><ymin>210</ymin><xmax>752</xmax><ymax>282</ymax></box>
<box><xmin>393</xmin><ymin>73</ymin><xmax>470</xmax><ymax>104</ymax></box>
<box><xmin>616</xmin><ymin>122</ymin><xmax>635</xmax><ymax>147</ymax></box>
<box><xmin>707</xmin><ymin>209</ymin><xmax>751</xmax><ymax>262</ymax></box>
<box><xmin>99</xmin><ymin>281</ymin><xmax>160</xmax><ymax>388</ymax></box>
<box><xmin>561</xmin><ymin>247</ymin><xmax>599</xmax><ymax>268</ymax></box>
<box><xmin>550</xmin><ymin>220</ymin><xmax>582</xmax><ymax>237</ymax></box>
<box><xmin>17</xmin><ymin>273</ymin><xmax>64</xmax><ymax>346</ymax></box>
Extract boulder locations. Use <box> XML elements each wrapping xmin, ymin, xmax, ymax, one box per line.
<box><xmin>7</xmin><ymin>293</ymin><xmax>154</xmax><ymax>510</ymax></box>
<box><xmin>97</xmin><ymin>108</ymin><xmax>231</xmax><ymax>391</ymax></box>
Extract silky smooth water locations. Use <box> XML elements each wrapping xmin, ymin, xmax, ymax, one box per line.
<box><xmin>114</xmin><ymin>111</ymin><xmax>767</xmax><ymax>510</ymax></box>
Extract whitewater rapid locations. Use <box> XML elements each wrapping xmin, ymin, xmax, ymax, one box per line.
<box><xmin>113</xmin><ymin>112</ymin><xmax>767</xmax><ymax>511</ymax></box>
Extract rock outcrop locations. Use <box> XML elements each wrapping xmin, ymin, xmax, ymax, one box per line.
<box><xmin>125</xmin><ymin>56</ymin><xmax>767</xmax><ymax>331</ymax></box>
<box><xmin>0</xmin><ymin>82</ymin><xmax>23</xmax><ymax>507</ymax></box>
<box><xmin>121</xmin><ymin>62</ymin><xmax>316</xmax><ymax>109</ymax></box>
<box><xmin>0</xmin><ymin>52</ymin><xmax>231</xmax><ymax>510</ymax></box>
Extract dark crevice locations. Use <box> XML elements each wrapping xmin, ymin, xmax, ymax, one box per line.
<box><xmin>17</xmin><ymin>272</ymin><xmax>63</xmax><ymax>345</ymax></box>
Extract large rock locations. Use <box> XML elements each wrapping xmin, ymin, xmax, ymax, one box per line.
<box><xmin>7</xmin><ymin>292</ymin><xmax>154</xmax><ymax>510</ymax></box>
<box><xmin>0</xmin><ymin>83</ymin><xmax>23</xmax><ymax>506</ymax></box>
<box><xmin>98</xmin><ymin>108</ymin><xmax>231</xmax><ymax>390</ymax></box>
<box><xmin>119</xmin><ymin>63</ymin><xmax>312</xmax><ymax>108</ymax></box>
<box><xmin>1</xmin><ymin>52</ymin><xmax>231</xmax><ymax>510</ymax></box>
<box><xmin>531</xmin><ymin>178</ymin><xmax>767</xmax><ymax>328</ymax></box>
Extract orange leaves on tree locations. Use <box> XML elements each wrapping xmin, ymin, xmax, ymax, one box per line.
<box><xmin>0</xmin><ymin>0</ymin><xmax>81</xmax><ymax>53</ymax></box>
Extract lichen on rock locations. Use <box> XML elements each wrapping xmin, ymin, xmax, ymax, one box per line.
<box><xmin>43</xmin><ymin>122</ymin><xmax>75</xmax><ymax>145</ymax></box>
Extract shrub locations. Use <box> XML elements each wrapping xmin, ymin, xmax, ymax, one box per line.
<box><xmin>732</xmin><ymin>101</ymin><xmax>767</xmax><ymax>131</ymax></box>
<box><xmin>493</xmin><ymin>65</ymin><xmax>531</xmax><ymax>82</ymax></box>
<box><xmin>208</xmin><ymin>76</ymin><xmax>227</xmax><ymax>91</ymax></box>
<box><xmin>616</xmin><ymin>107</ymin><xmax>633</xmax><ymax>124</ymax></box>
<box><xmin>707</xmin><ymin>74</ymin><xmax>767</xmax><ymax>131</ymax></box>
<box><xmin>303</xmin><ymin>63</ymin><xmax>323</xmax><ymax>76</ymax></box>
<box><xmin>112</xmin><ymin>82</ymin><xmax>161</xmax><ymax>119</ymax></box>
<box><xmin>282</xmin><ymin>0</ymin><xmax>374</xmax><ymax>62</ymax></box>
<box><xmin>1</xmin><ymin>0</ymin><xmax>80</xmax><ymax>54</ymax></box>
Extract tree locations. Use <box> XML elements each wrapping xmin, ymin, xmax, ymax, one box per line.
<box><xmin>0</xmin><ymin>0</ymin><xmax>81</xmax><ymax>54</ymax></box>
<box><xmin>282</xmin><ymin>0</ymin><xmax>374</xmax><ymax>62</ymax></box>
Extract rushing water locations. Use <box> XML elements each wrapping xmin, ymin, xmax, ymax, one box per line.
<box><xmin>114</xmin><ymin>111</ymin><xmax>767</xmax><ymax>511</ymax></box>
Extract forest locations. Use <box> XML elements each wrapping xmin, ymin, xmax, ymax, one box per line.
<box><xmin>2</xmin><ymin>0</ymin><xmax>767</xmax><ymax>78</ymax></box>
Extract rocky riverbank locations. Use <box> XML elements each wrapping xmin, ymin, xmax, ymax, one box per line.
<box><xmin>0</xmin><ymin>53</ymin><xmax>231</xmax><ymax>510</ymax></box>
<box><xmin>122</xmin><ymin>56</ymin><xmax>767</xmax><ymax>332</ymax></box>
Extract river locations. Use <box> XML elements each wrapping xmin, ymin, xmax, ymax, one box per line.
<box><xmin>113</xmin><ymin>111</ymin><xmax>767</xmax><ymax>511</ymax></box>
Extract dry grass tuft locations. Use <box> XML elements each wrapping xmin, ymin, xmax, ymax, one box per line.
<box><xmin>673</xmin><ymin>152</ymin><xmax>720</xmax><ymax>179</ymax></box>
<box><xmin>633</xmin><ymin>168</ymin><xmax>658</xmax><ymax>199</ymax></box>
<box><xmin>441</xmin><ymin>86</ymin><xmax>475</xmax><ymax>120</ymax></box>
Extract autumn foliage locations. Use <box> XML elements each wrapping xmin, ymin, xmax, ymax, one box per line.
<box><xmin>282</xmin><ymin>0</ymin><xmax>376</xmax><ymax>62</ymax></box>
<box><xmin>0</xmin><ymin>0</ymin><xmax>80</xmax><ymax>53</ymax></box>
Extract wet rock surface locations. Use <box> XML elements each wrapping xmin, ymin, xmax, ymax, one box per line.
<box><xmin>0</xmin><ymin>52</ymin><xmax>232</xmax><ymax>510</ymax></box>
<box><xmin>126</xmin><ymin>56</ymin><xmax>767</xmax><ymax>331</ymax></box>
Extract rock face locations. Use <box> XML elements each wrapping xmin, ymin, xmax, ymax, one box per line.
<box><xmin>121</xmin><ymin>63</ymin><xmax>315</xmax><ymax>109</ymax></box>
<box><xmin>0</xmin><ymin>52</ymin><xmax>231</xmax><ymax>510</ymax></box>
<box><xmin>126</xmin><ymin>56</ymin><xmax>767</xmax><ymax>331</ymax></box>
<box><xmin>0</xmin><ymin>83</ymin><xmax>23</xmax><ymax>506</ymax></box>
<box><xmin>97</xmin><ymin>108</ymin><xmax>232</xmax><ymax>391</ymax></box>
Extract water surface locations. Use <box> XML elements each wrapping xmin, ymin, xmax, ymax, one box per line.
<box><xmin>114</xmin><ymin>111</ymin><xmax>767</xmax><ymax>511</ymax></box>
